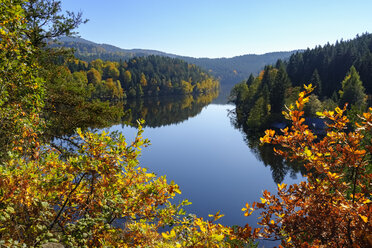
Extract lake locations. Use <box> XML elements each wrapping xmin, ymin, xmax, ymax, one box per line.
<box><xmin>105</xmin><ymin>94</ymin><xmax>304</xmax><ymax>230</ymax></box>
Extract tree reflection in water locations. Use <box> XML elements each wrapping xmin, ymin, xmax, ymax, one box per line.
<box><xmin>122</xmin><ymin>90</ymin><xmax>219</xmax><ymax>128</ymax></box>
<box><xmin>43</xmin><ymin>90</ymin><xmax>219</xmax><ymax>153</ymax></box>
<box><xmin>229</xmin><ymin>108</ymin><xmax>307</xmax><ymax>184</ymax></box>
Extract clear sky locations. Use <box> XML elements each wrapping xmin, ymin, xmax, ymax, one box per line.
<box><xmin>60</xmin><ymin>0</ymin><xmax>372</xmax><ymax>58</ymax></box>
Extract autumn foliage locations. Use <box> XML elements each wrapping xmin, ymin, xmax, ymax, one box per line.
<box><xmin>239</xmin><ymin>85</ymin><xmax>371</xmax><ymax>247</ymax></box>
<box><xmin>2</xmin><ymin>1</ymin><xmax>372</xmax><ymax>247</ymax></box>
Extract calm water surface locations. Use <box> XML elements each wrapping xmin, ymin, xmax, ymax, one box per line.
<box><xmin>108</xmin><ymin>103</ymin><xmax>304</xmax><ymax>228</ymax></box>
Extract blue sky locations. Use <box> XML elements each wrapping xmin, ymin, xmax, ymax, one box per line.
<box><xmin>61</xmin><ymin>0</ymin><xmax>372</xmax><ymax>58</ymax></box>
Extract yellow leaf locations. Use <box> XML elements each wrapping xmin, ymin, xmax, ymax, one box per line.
<box><xmin>278</xmin><ymin>183</ymin><xmax>287</xmax><ymax>191</ymax></box>
<box><xmin>241</xmin><ymin>203</ymin><xmax>249</xmax><ymax>212</ymax></box>
<box><xmin>359</xmin><ymin>215</ymin><xmax>368</xmax><ymax>223</ymax></box>
<box><xmin>316</xmin><ymin>111</ymin><xmax>325</xmax><ymax>117</ymax></box>
<box><xmin>213</xmin><ymin>234</ymin><xmax>224</xmax><ymax>241</ymax></box>
<box><xmin>244</xmin><ymin>211</ymin><xmax>251</xmax><ymax>217</ymax></box>
<box><xmin>335</xmin><ymin>107</ymin><xmax>342</xmax><ymax>114</ymax></box>
<box><xmin>304</xmin><ymin>84</ymin><xmax>313</xmax><ymax>91</ymax></box>
<box><xmin>327</xmin><ymin>172</ymin><xmax>340</xmax><ymax>179</ymax></box>
<box><xmin>304</xmin><ymin>147</ymin><xmax>312</xmax><ymax>157</ymax></box>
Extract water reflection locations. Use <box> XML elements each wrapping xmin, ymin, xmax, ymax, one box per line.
<box><xmin>43</xmin><ymin>90</ymin><xmax>219</xmax><ymax>144</ymax></box>
<box><xmin>122</xmin><ymin>90</ymin><xmax>219</xmax><ymax>127</ymax></box>
<box><xmin>229</xmin><ymin>108</ymin><xmax>307</xmax><ymax>184</ymax></box>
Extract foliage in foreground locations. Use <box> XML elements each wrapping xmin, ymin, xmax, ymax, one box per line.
<box><xmin>238</xmin><ymin>85</ymin><xmax>371</xmax><ymax>247</ymax></box>
<box><xmin>0</xmin><ymin>0</ymin><xmax>45</xmax><ymax>159</ymax></box>
<box><xmin>0</xmin><ymin>1</ymin><xmax>235</xmax><ymax>247</ymax></box>
<box><xmin>0</xmin><ymin>123</ymin><xmax>234</xmax><ymax>247</ymax></box>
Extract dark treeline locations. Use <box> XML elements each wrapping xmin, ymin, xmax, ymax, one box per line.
<box><xmin>230</xmin><ymin>63</ymin><xmax>296</xmax><ymax>129</ymax></box>
<box><xmin>63</xmin><ymin>55</ymin><xmax>219</xmax><ymax>101</ymax></box>
<box><xmin>287</xmin><ymin>33</ymin><xmax>372</xmax><ymax>97</ymax></box>
<box><xmin>230</xmin><ymin>33</ymin><xmax>370</xmax><ymax>130</ymax></box>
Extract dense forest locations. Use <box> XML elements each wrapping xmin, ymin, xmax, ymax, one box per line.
<box><xmin>61</xmin><ymin>55</ymin><xmax>219</xmax><ymax>101</ymax></box>
<box><xmin>231</xmin><ymin>34</ymin><xmax>371</xmax><ymax>130</ymax></box>
<box><xmin>287</xmin><ymin>33</ymin><xmax>372</xmax><ymax>97</ymax></box>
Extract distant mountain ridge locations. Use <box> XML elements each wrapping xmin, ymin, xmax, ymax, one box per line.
<box><xmin>179</xmin><ymin>52</ymin><xmax>298</xmax><ymax>84</ymax></box>
<box><xmin>53</xmin><ymin>37</ymin><xmax>299</xmax><ymax>84</ymax></box>
<box><xmin>55</xmin><ymin>37</ymin><xmax>178</xmax><ymax>59</ymax></box>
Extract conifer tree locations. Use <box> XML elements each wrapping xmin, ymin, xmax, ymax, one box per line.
<box><xmin>310</xmin><ymin>69</ymin><xmax>322</xmax><ymax>96</ymax></box>
<box><xmin>339</xmin><ymin>66</ymin><xmax>366</xmax><ymax>106</ymax></box>
<box><xmin>271</xmin><ymin>67</ymin><xmax>291</xmax><ymax>114</ymax></box>
<box><xmin>246</xmin><ymin>74</ymin><xmax>255</xmax><ymax>86</ymax></box>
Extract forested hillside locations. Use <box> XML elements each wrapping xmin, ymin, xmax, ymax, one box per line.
<box><xmin>180</xmin><ymin>51</ymin><xmax>297</xmax><ymax>84</ymax></box>
<box><xmin>54</xmin><ymin>37</ymin><xmax>297</xmax><ymax>85</ymax></box>
<box><xmin>62</xmin><ymin>55</ymin><xmax>219</xmax><ymax>101</ymax></box>
<box><xmin>231</xmin><ymin>34</ymin><xmax>371</xmax><ymax>130</ymax></box>
<box><xmin>53</xmin><ymin>37</ymin><xmax>176</xmax><ymax>61</ymax></box>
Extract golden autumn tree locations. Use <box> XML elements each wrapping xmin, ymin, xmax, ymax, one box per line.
<box><xmin>239</xmin><ymin>85</ymin><xmax>371</xmax><ymax>247</ymax></box>
<box><xmin>0</xmin><ymin>0</ymin><xmax>44</xmax><ymax>160</ymax></box>
<box><xmin>140</xmin><ymin>72</ymin><xmax>148</xmax><ymax>87</ymax></box>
